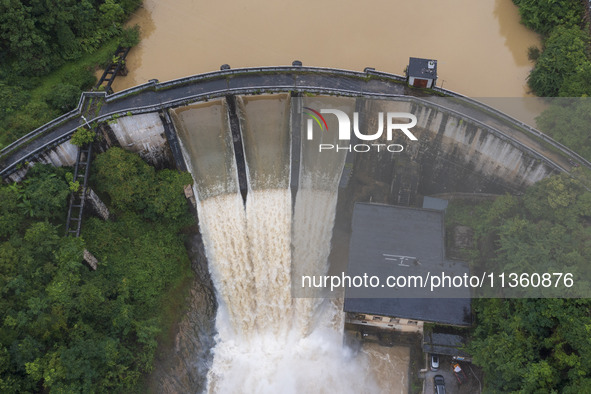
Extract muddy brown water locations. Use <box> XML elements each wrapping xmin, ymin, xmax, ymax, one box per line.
<box><xmin>112</xmin><ymin>0</ymin><xmax>540</xmax><ymax>99</ymax></box>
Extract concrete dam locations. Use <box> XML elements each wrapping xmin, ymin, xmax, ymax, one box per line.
<box><xmin>96</xmin><ymin>95</ymin><xmax>560</xmax><ymax>198</ymax></box>
<box><xmin>1</xmin><ymin>66</ymin><xmax>588</xmax><ymax>392</ymax></box>
<box><xmin>0</xmin><ymin>66</ymin><xmax>588</xmax><ymax>184</ymax></box>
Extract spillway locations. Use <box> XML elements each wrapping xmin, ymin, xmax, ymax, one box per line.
<box><xmin>173</xmin><ymin>95</ymin><xmax>378</xmax><ymax>393</ymax></box>
<box><xmin>172</xmin><ymin>100</ymin><xmax>255</xmax><ymax>337</ymax></box>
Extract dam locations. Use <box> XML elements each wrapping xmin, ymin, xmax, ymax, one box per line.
<box><xmin>1</xmin><ymin>66</ymin><xmax>588</xmax><ymax>184</ymax></box>
<box><xmin>1</xmin><ymin>66</ymin><xmax>589</xmax><ymax>392</ymax></box>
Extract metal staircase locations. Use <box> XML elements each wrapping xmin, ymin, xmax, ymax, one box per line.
<box><xmin>64</xmin><ymin>142</ymin><xmax>93</xmax><ymax>237</ymax></box>
<box><xmin>95</xmin><ymin>46</ymin><xmax>130</xmax><ymax>94</ymax></box>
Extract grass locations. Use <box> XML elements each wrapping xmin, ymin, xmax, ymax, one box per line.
<box><xmin>445</xmin><ymin>200</ymin><xmax>489</xmax><ymax>229</ymax></box>
<box><xmin>28</xmin><ymin>38</ymin><xmax>119</xmax><ymax>103</ymax></box>
<box><xmin>0</xmin><ymin>38</ymin><xmax>120</xmax><ymax>150</ymax></box>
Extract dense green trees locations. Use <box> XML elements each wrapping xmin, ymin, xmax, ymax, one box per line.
<box><xmin>469</xmin><ymin>298</ymin><xmax>591</xmax><ymax>392</ymax></box>
<box><xmin>0</xmin><ymin>0</ymin><xmax>141</xmax><ymax>77</ymax></box>
<box><xmin>0</xmin><ymin>149</ymin><xmax>194</xmax><ymax>392</ymax></box>
<box><xmin>528</xmin><ymin>26</ymin><xmax>590</xmax><ymax>97</ymax></box>
<box><xmin>448</xmin><ymin>173</ymin><xmax>591</xmax><ymax>391</ymax></box>
<box><xmin>512</xmin><ymin>0</ymin><xmax>591</xmax><ymax>158</ymax></box>
<box><xmin>0</xmin><ymin>0</ymin><xmax>141</xmax><ymax>149</ymax></box>
<box><xmin>92</xmin><ymin>148</ymin><xmax>193</xmax><ymax>221</ymax></box>
<box><xmin>512</xmin><ymin>0</ymin><xmax>584</xmax><ymax>36</ymax></box>
<box><xmin>536</xmin><ymin>98</ymin><xmax>591</xmax><ymax>161</ymax></box>
<box><xmin>514</xmin><ymin>0</ymin><xmax>591</xmax><ymax>98</ymax></box>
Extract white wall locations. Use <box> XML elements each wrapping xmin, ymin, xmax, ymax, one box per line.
<box><xmin>109</xmin><ymin>113</ymin><xmax>169</xmax><ymax>166</ymax></box>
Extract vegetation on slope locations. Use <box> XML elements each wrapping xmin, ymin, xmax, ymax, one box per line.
<box><xmin>0</xmin><ymin>0</ymin><xmax>141</xmax><ymax>149</ymax></box>
<box><xmin>0</xmin><ymin>148</ymin><xmax>194</xmax><ymax>392</ymax></box>
<box><xmin>446</xmin><ymin>173</ymin><xmax>591</xmax><ymax>392</ymax></box>
<box><xmin>513</xmin><ymin>0</ymin><xmax>591</xmax><ymax>160</ymax></box>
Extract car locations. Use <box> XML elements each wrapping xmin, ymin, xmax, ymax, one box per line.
<box><xmin>431</xmin><ymin>354</ymin><xmax>440</xmax><ymax>371</ymax></box>
<box><xmin>433</xmin><ymin>375</ymin><xmax>446</xmax><ymax>394</ymax></box>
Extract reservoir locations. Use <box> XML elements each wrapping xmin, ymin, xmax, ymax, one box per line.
<box><xmin>112</xmin><ymin>0</ymin><xmax>540</xmax><ymax>98</ymax></box>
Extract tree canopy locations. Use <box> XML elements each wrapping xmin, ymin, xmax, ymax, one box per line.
<box><xmin>512</xmin><ymin>0</ymin><xmax>584</xmax><ymax>36</ymax></box>
<box><xmin>0</xmin><ymin>0</ymin><xmax>141</xmax><ymax>77</ymax></box>
<box><xmin>448</xmin><ymin>173</ymin><xmax>591</xmax><ymax>391</ymax></box>
<box><xmin>527</xmin><ymin>26</ymin><xmax>590</xmax><ymax>97</ymax></box>
<box><xmin>536</xmin><ymin>98</ymin><xmax>591</xmax><ymax>160</ymax></box>
<box><xmin>0</xmin><ymin>1</ymin><xmax>141</xmax><ymax>150</ymax></box>
<box><xmin>0</xmin><ymin>149</ymin><xmax>194</xmax><ymax>392</ymax></box>
<box><xmin>512</xmin><ymin>0</ymin><xmax>591</xmax><ymax>160</ymax></box>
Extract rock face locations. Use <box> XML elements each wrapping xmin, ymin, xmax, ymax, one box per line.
<box><xmin>184</xmin><ymin>185</ymin><xmax>197</xmax><ymax>209</ymax></box>
<box><xmin>147</xmin><ymin>230</ymin><xmax>217</xmax><ymax>393</ymax></box>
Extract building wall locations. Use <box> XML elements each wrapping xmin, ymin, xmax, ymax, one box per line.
<box><xmin>346</xmin><ymin>313</ymin><xmax>424</xmax><ymax>333</ymax></box>
<box><xmin>409</xmin><ymin>76</ymin><xmax>433</xmax><ymax>88</ymax></box>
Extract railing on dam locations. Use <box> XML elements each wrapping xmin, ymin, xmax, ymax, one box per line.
<box><xmin>1</xmin><ymin>65</ymin><xmax>590</xmax><ymax>178</ymax></box>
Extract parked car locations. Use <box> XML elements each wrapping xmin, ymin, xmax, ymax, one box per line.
<box><xmin>433</xmin><ymin>375</ymin><xmax>446</xmax><ymax>394</ymax></box>
<box><xmin>430</xmin><ymin>354</ymin><xmax>440</xmax><ymax>371</ymax></box>
<box><xmin>452</xmin><ymin>362</ymin><xmax>468</xmax><ymax>384</ymax></box>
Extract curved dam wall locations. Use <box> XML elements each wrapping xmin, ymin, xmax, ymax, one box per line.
<box><xmin>0</xmin><ymin>87</ymin><xmax>570</xmax><ymax>390</ymax></box>
<box><xmin>106</xmin><ymin>113</ymin><xmax>170</xmax><ymax>166</ymax></box>
<box><xmin>315</xmin><ymin>97</ymin><xmax>558</xmax><ymax>211</ymax></box>
<box><xmin>2</xmin><ymin>66</ymin><xmax>589</xmax><ymax>184</ymax></box>
<box><xmin>4</xmin><ymin>112</ymin><xmax>175</xmax><ymax>182</ymax></box>
<box><xmin>9</xmin><ymin>95</ymin><xmax>559</xmax><ymax>196</ymax></box>
<box><xmin>403</xmin><ymin>99</ymin><xmax>553</xmax><ymax>193</ymax></box>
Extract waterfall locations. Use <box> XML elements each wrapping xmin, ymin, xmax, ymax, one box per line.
<box><xmin>173</xmin><ymin>96</ymin><xmax>379</xmax><ymax>393</ymax></box>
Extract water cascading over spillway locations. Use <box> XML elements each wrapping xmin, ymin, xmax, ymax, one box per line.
<box><xmin>172</xmin><ymin>95</ymin><xmax>378</xmax><ymax>393</ymax></box>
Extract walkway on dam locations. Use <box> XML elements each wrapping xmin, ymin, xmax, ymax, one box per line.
<box><xmin>0</xmin><ymin>66</ymin><xmax>587</xmax><ymax>178</ymax></box>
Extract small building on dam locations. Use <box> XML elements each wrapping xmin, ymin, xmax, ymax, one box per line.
<box><xmin>407</xmin><ymin>57</ymin><xmax>438</xmax><ymax>89</ymax></box>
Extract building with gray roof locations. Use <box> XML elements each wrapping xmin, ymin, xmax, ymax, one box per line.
<box><xmin>344</xmin><ymin>202</ymin><xmax>471</xmax><ymax>333</ymax></box>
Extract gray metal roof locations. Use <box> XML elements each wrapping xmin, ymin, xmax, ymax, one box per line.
<box><xmin>423</xmin><ymin>328</ymin><xmax>471</xmax><ymax>357</ymax></box>
<box><xmin>423</xmin><ymin>196</ymin><xmax>449</xmax><ymax>211</ymax></box>
<box><xmin>408</xmin><ymin>57</ymin><xmax>438</xmax><ymax>80</ymax></box>
<box><xmin>344</xmin><ymin>202</ymin><xmax>471</xmax><ymax>326</ymax></box>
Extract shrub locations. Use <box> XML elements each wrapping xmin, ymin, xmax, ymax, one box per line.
<box><xmin>70</xmin><ymin>127</ymin><xmax>96</xmax><ymax>147</ymax></box>
<box><xmin>92</xmin><ymin>147</ymin><xmax>193</xmax><ymax>223</ymax></box>
<box><xmin>527</xmin><ymin>26</ymin><xmax>589</xmax><ymax>96</ymax></box>
<box><xmin>45</xmin><ymin>83</ymin><xmax>82</xmax><ymax>112</ymax></box>
<box><xmin>22</xmin><ymin>164</ymin><xmax>70</xmax><ymax>220</ymax></box>
<box><xmin>527</xmin><ymin>46</ymin><xmax>540</xmax><ymax>62</ymax></box>
<box><xmin>119</xmin><ymin>25</ymin><xmax>141</xmax><ymax>48</ymax></box>
<box><xmin>62</xmin><ymin>68</ymin><xmax>97</xmax><ymax>90</ymax></box>
<box><xmin>512</xmin><ymin>0</ymin><xmax>584</xmax><ymax>36</ymax></box>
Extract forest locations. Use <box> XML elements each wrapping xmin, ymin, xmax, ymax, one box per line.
<box><xmin>0</xmin><ymin>148</ymin><xmax>194</xmax><ymax>392</ymax></box>
<box><xmin>513</xmin><ymin>0</ymin><xmax>591</xmax><ymax>160</ymax></box>
<box><xmin>445</xmin><ymin>171</ymin><xmax>591</xmax><ymax>392</ymax></box>
<box><xmin>0</xmin><ymin>0</ymin><xmax>141</xmax><ymax>149</ymax></box>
